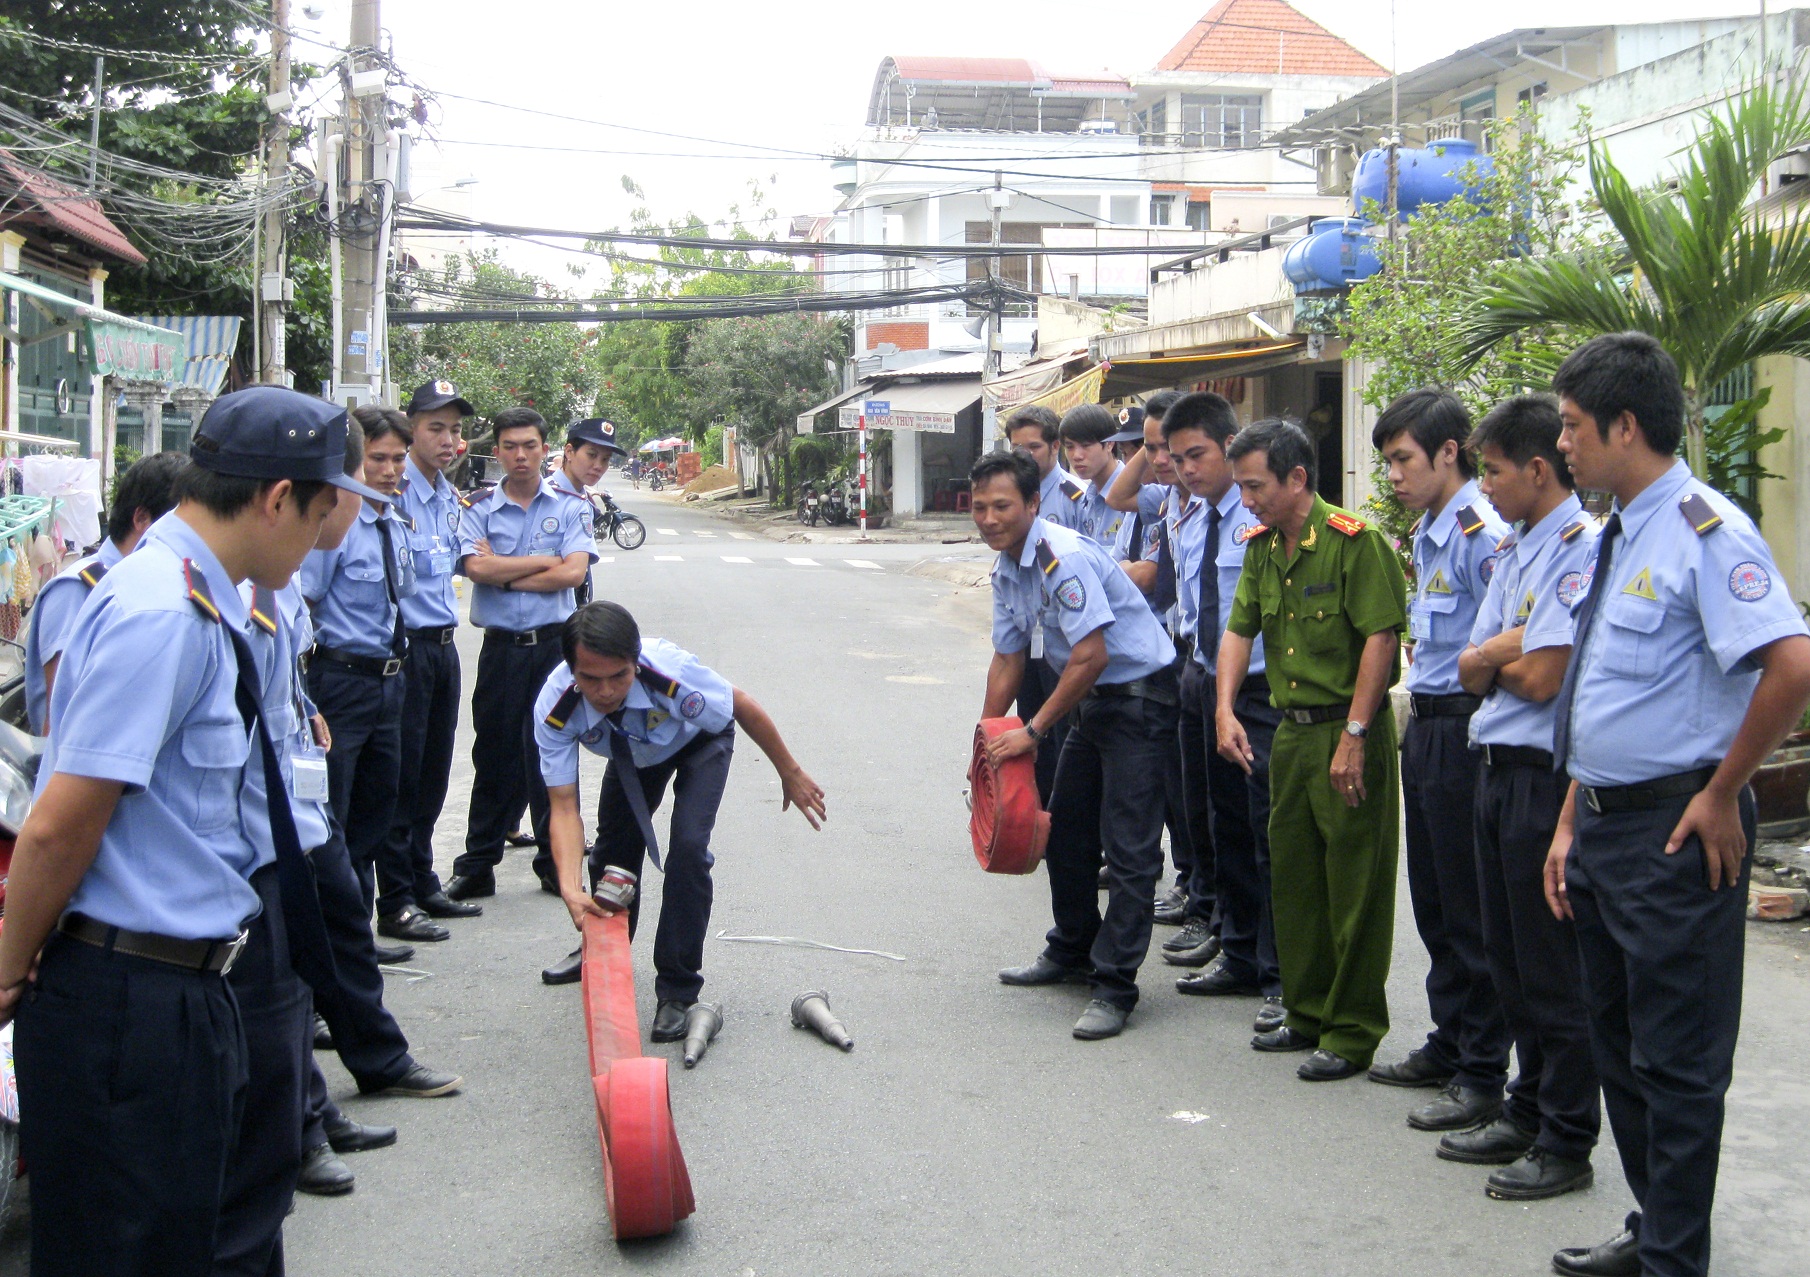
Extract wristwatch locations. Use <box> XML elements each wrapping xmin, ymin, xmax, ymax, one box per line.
<box><xmin>1025</xmin><ymin>721</ymin><xmax>1045</xmax><ymax>744</ymax></box>
<box><xmin>1345</xmin><ymin>719</ymin><xmax>1368</xmax><ymax>738</ymax></box>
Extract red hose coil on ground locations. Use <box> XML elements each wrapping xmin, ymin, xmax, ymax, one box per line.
<box><xmin>968</xmin><ymin>717</ymin><xmax>1050</xmax><ymax>874</ymax></box>
<box><xmin>582</xmin><ymin>912</ymin><xmax>696</xmax><ymax>1239</ymax></box>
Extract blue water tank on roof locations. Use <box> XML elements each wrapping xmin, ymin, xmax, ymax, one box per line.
<box><xmin>1282</xmin><ymin>218</ymin><xmax>1381</xmax><ymax>293</ymax></box>
<box><xmin>1352</xmin><ymin>138</ymin><xmax>1494</xmax><ymax>219</ymax></box>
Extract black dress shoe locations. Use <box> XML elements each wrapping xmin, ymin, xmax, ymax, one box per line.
<box><xmin>1072</xmin><ymin>999</ymin><xmax>1128</xmax><ymax>1040</ymax></box>
<box><xmin>542</xmin><ymin>948</ymin><xmax>582</xmax><ymax>985</ymax></box>
<box><xmin>1251</xmin><ymin>1025</ymin><xmax>1316</xmax><ymax>1052</ymax></box>
<box><xmin>1437</xmin><ymin>1115</ymin><xmax>1538</xmax><ymax>1165</ymax></box>
<box><xmin>380</xmin><ymin>1064</ymin><xmax>462</xmax><ymax>1098</ymax></box>
<box><xmin>1297</xmin><ymin>1049</ymin><xmax>1363</xmax><ymax>1081</ymax></box>
<box><xmin>1160</xmin><ymin>918</ymin><xmax>1221</xmax><ymax>967</ymax></box>
<box><xmin>651</xmin><ymin>999</ymin><xmax>692</xmax><ymax>1042</ymax></box>
<box><xmin>297</xmin><ymin>1144</ymin><xmax>355</xmax><ymax>1196</ymax></box>
<box><xmin>1488</xmin><ymin>1148</ymin><xmax>1593</xmax><ymax>1201</ymax></box>
<box><xmin>444</xmin><ymin>871</ymin><xmax>496</xmax><ymax>901</ymax></box>
<box><xmin>1552</xmin><ymin>1226</ymin><xmax>1640</xmax><ymax>1276</ymax></box>
<box><xmin>1253</xmin><ymin>995</ymin><xmax>1285</xmax><ymax>1033</ymax></box>
<box><xmin>377</xmin><ymin>907</ymin><xmax>450</xmax><ymax>943</ymax></box>
<box><xmin>504</xmin><ymin>829</ymin><xmax>537</xmax><ymax>848</ymax></box>
<box><xmin>1407</xmin><ymin>1083</ymin><xmax>1503</xmax><ymax>1132</ymax></box>
<box><xmin>537</xmin><ymin>872</ymin><xmax>562</xmax><ymax>896</ymax></box>
<box><xmin>1153</xmin><ymin>885</ymin><xmax>1188</xmax><ymax>926</ymax></box>
<box><xmin>1368</xmin><ymin>1046</ymin><xmax>1456</xmax><ymax>1088</ymax></box>
<box><xmin>998</xmin><ymin>955</ymin><xmax>1090</xmax><ymax>986</ymax></box>
<box><xmin>324</xmin><ymin>1114</ymin><xmax>397</xmax><ymax>1154</ymax></box>
<box><xmin>373</xmin><ymin>942</ymin><xmax>415</xmax><ymax>965</ymax></box>
<box><xmin>312</xmin><ymin>1013</ymin><xmax>334</xmax><ymax>1051</ymax></box>
<box><xmin>1176</xmin><ymin>963</ymin><xmax>1262</xmax><ymax>997</ymax></box>
<box><xmin>417</xmin><ymin>891</ymin><xmax>482</xmax><ymax>919</ymax></box>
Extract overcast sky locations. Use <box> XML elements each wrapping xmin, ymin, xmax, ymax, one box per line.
<box><xmin>285</xmin><ymin>0</ymin><xmax>1766</xmax><ymax>282</ymax></box>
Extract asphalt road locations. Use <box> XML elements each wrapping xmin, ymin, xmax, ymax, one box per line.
<box><xmin>4</xmin><ymin>494</ymin><xmax>1807</xmax><ymax>1275</ymax></box>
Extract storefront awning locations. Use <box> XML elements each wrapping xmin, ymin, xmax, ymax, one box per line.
<box><xmin>0</xmin><ymin>272</ymin><xmax>185</xmax><ymax>385</ymax></box>
<box><xmin>1100</xmin><ymin>339</ymin><xmax>1307</xmax><ymax>397</ymax></box>
<box><xmin>134</xmin><ymin>315</ymin><xmax>242</xmax><ymax>397</ymax></box>
<box><xmin>837</xmin><ymin>376</ymin><xmax>978</xmax><ymax>435</ymax></box>
<box><xmin>795</xmin><ymin>383</ymin><xmax>872</xmax><ymax>435</ymax></box>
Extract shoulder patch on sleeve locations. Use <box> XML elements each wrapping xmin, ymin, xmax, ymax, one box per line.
<box><xmin>543</xmin><ymin>684</ymin><xmax>582</xmax><ymax>730</ymax></box>
<box><xmin>1033</xmin><ymin>538</ymin><xmax>1060</xmax><ymax>577</ymax></box>
<box><xmin>78</xmin><ymin>561</ymin><xmax>108</xmax><ymax>589</ymax></box>
<box><xmin>636</xmin><ymin>662</ymin><xmax>680</xmax><ymax>699</ymax></box>
<box><xmin>1494</xmin><ymin>531</ymin><xmax>1517</xmax><ymax>553</ymax></box>
<box><xmin>457</xmin><ymin>485</ymin><xmax>494</xmax><ymax>510</ymax></box>
<box><xmin>1059</xmin><ymin>479</ymin><xmax>1084</xmax><ymax>502</ymax></box>
<box><xmin>1455</xmin><ymin>504</ymin><xmax>1486</xmax><ymax>536</ymax></box>
<box><xmin>181</xmin><ymin>560</ymin><xmax>221</xmax><ymax>624</ymax></box>
<box><xmin>1325</xmin><ymin>511</ymin><xmax>1366</xmax><ymax>537</ymax></box>
<box><xmin>1558</xmin><ymin>520</ymin><xmax>1587</xmax><ymax>543</ymax></box>
<box><xmin>249</xmin><ymin>587</ymin><xmax>278</xmax><ymax>636</ymax></box>
<box><xmin>1679</xmin><ymin>493</ymin><xmax>1724</xmax><ymax>537</ymax></box>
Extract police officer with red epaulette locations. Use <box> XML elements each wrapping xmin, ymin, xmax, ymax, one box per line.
<box><xmin>534</xmin><ymin>602</ymin><xmax>824</xmax><ymax>1040</ymax></box>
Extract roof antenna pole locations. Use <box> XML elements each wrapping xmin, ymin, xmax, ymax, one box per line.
<box><xmin>86</xmin><ymin>55</ymin><xmax>104</xmax><ymax>189</ymax></box>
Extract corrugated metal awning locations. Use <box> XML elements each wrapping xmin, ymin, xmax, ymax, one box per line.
<box><xmin>133</xmin><ymin>315</ymin><xmax>243</xmax><ymax>397</ymax></box>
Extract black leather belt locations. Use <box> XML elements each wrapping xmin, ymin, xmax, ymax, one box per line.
<box><xmin>1480</xmin><ymin>743</ymin><xmax>1554</xmax><ymax>770</ymax></box>
<box><xmin>312</xmin><ymin>645</ymin><xmax>404</xmax><ymax>677</ymax></box>
<box><xmin>1411</xmin><ymin>692</ymin><xmax>1483</xmax><ymax>718</ymax></box>
<box><xmin>1280</xmin><ymin>703</ymin><xmax>1346</xmax><ymax>725</ymax></box>
<box><xmin>1087</xmin><ymin>671</ymin><xmax>1179</xmax><ymax>708</ymax></box>
<box><xmin>1209</xmin><ymin>670</ymin><xmax>1270</xmax><ymax>698</ymax></box>
<box><xmin>485</xmin><ymin>623</ymin><xmax>564</xmax><ymax>647</ymax></box>
<box><xmin>406</xmin><ymin>626</ymin><xmax>458</xmax><ymax>646</ymax></box>
<box><xmin>1578</xmin><ymin>766</ymin><xmax>1718</xmax><ymax>815</ymax></box>
<box><xmin>59</xmin><ymin>913</ymin><xmax>247</xmax><ymax>975</ymax></box>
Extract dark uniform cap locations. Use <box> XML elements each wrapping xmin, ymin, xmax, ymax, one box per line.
<box><xmin>567</xmin><ymin>417</ymin><xmax>628</xmax><ymax>456</ymax></box>
<box><xmin>1105</xmin><ymin>404</ymin><xmax>1146</xmax><ymax>444</ymax></box>
<box><xmin>190</xmin><ymin>387</ymin><xmax>385</xmax><ymax>501</ymax></box>
<box><xmin>406</xmin><ymin>378</ymin><xmax>475</xmax><ymax>417</ymax></box>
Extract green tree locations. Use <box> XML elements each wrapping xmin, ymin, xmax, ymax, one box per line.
<box><xmin>1449</xmin><ymin>83</ymin><xmax>1810</xmax><ymax>485</ymax></box>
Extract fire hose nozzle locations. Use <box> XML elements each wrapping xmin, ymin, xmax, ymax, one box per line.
<box><xmin>790</xmin><ymin>990</ymin><xmax>854</xmax><ymax>1052</ymax></box>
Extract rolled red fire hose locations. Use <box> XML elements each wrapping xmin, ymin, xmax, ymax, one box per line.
<box><xmin>968</xmin><ymin>717</ymin><xmax>1050</xmax><ymax>874</ymax></box>
<box><xmin>581</xmin><ymin>912</ymin><xmax>695</xmax><ymax>1239</ymax></box>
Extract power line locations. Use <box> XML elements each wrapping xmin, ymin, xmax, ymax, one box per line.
<box><xmin>392</xmin><ymin>278</ymin><xmax>1023</xmax><ymax>325</ymax></box>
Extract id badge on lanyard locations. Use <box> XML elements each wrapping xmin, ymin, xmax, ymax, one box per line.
<box><xmin>290</xmin><ymin>744</ymin><xmax>329</xmax><ymax>803</ymax></box>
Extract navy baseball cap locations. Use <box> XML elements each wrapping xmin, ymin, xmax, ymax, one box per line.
<box><xmin>406</xmin><ymin>378</ymin><xmax>474</xmax><ymax>417</ymax></box>
<box><xmin>1104</xmin><ymin>404</ymin><xmax>1147</xmax><ymax>444</ymax></box>
<box><xmin>190</xmin><ymin>387</ymin><xmax>384</xmax><ymax>501</ymax></box>
<box><xmin>567</xmin><ymin>417</ymin><xmax>628</xmax><ymax>456</ymax></box>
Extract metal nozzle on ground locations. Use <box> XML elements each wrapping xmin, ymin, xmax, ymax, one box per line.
<box><xmin>790</xmin><ymin>990</ymin><xmax>854</xmax><ymax>1052</ymax></box>
<box><xmin>682</xmin><ymin>1002</ymin><xmax>722</xmax><ymax>1068</ymax></box>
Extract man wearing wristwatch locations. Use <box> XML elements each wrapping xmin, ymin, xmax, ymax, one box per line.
<box><xmin>1216</xmin><ymin>419</ymin><xmax>1407</xmax><ymax>1082</ymax></box>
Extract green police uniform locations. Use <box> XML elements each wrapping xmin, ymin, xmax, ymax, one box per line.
<box><xmin>1227</xmin><ymin>494</ymin><xmax>1408</xmax><ymax>1065</ymax></box>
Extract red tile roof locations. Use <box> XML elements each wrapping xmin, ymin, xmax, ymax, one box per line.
<box><xmin>0</xmin><ymin>151</ymin><xmax>146</xmax><ymax>265</ymax></box>
<box><xmin>1158</xmin><ymin>0</ymin><xmax>1388</xmax><ymax>78</ymax></box>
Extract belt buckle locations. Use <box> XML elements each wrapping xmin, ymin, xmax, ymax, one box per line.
<box><xmin>1481</xmin><ymin>744</ymin><xmax>1495</xmax><ymax>766</ymax></box>
<box><xmin>440</xmin><ymin>628</ymin><xmax>456</xmax><ymax>645</ymax></box>
<box><xmin>1581</xmin><ymin>785</ymin><xmax>1602</xmax><ymax>814</ymax></box>
<box><xmin>382</xmin><ymin>658</ymin><xmax>403</xmax><ymax>676</ymax></box>
<box><xmin>217</xmin><ymin>930</ymin><xmax>249</xmax><ymax>976</ymax></box>
<box><xmin>519</xmin><ymin>629</ymin><xmax>538</xmax><ymax>646</ymax></box>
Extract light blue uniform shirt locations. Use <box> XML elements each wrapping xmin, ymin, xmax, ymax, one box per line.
<box><xmin>1075</xmin><ymin>465</ymin><xmax>1128</xmax><ymax>548</ymax></box>
<box><xmin>395</xmin><ymin>456</ymin><xmax>462</xmax><ymax>631</ymax></box>
<box><xmin>991</xmin><ymin>516</ymin><xmax>1176</xmax><ymax>683</ymax></box>
<box><xmin>45</xmin><ymin>513</ymin><xmax>261</xmax><ymax>939</ymax></box>
<box><xmin>1468</xmin><ymin>495</ymin><xmax>1596</xmax><ymax>750</ymax></box>
<box><xmin>24</xmin><ymin>536</ymin><xmax>123</xmax><ymax>734</ymax></box>
<box><xmin>456</xmin><ymin>478</ymin><xmax>595</xmax><ymax>631</ymax></box>
<box><xmin>1565</xmin><ymin>460</ymin><xmax>1808</xmax><ymax>786</ymax></box>
<box><xmin>1407</xmin><ymin>479</ymin><xmax>1508</xmax><ymax>694</ymax></box>
<box><xmin>1177</xmin><ymin>485</ymin><xmax>1268</xmax><ymax>676</ymax></box>
<box><xmin>534</xmin><ymin>639</ymin><xmax>736</xmax><ymax>785</ymax></box>
<box><xmin>241</xmin><ymin>582</ymin><xmax>333</xmax><ymax>852</ymax></box>
<box><xmin>299</xmin><ymin>499</ymin><xmax>416</xmax><ymax>658</ymax></box>
<box><xmin>1037</xmin><ymin>463</ymin><xmax>1086</xmax><ymax>532</ymax></box>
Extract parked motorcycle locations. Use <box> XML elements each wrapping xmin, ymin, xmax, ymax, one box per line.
<box><xmin>796</xmin><ymin>481</ymin><xmax>820</xmax><ymax>527</ymax></box>
<box><xmin>591</xmin><ymin>490</ymin><xmax>647</xmax><ymax>551</ymax></box>
<box><xmin>647</xmin><ymin>468</ymin><xmax>668</xmax><ymax>492</ymax></box>
<box><xmin>821</xmin><ymin>484</ymin><xmax>849</xmax><ymax>526</ymax></box>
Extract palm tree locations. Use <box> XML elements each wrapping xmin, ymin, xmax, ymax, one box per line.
<box><xmin>1449</xmin><ymin>82</ymin><xmax>1810</xmax><ymax>477</ymax></box>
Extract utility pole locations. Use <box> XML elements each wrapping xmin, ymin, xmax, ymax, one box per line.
<box><xmin>984</xmin><ymin>170</ymin><xmax>1007</xmax><ymax>446</ymax></box>
<box><xmin>86</xmin><ymin>56</ymin><xmax>104</xmax><ymax>188</ymax></box>
<box><xmin>258</xmin><ymin>0</ymin><xmax>291</xmax><ymax>384</ymax></box>
<box><xmin>335</xmin><ymin>0</ymin><xmax>384</xmax><ymax>406</ymax></box>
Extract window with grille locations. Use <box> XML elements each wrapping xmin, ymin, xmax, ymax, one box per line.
<box><xmin>1180</xmin><ymin>94</ymin><xmax>1263</xmax><ymax>149</ymax></box>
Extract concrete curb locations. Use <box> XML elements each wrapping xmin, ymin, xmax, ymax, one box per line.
<box><xmin>906</xmin><ymin>556</ymin><xmax>994</xmax><ymax>590</ymax></box>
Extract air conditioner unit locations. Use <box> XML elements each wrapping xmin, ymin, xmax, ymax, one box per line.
<box><xmin>1315</xmin><ymin>145</ymin><xmax>1355</xmax><ymax>197</ymax></box>
<box><xmin>1267</xmin><ymin>214</ymin><xmax>1295</xmax><ymax>230</ymax></box>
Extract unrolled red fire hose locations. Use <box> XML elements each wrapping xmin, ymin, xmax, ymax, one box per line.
<box><xmin>581</xmin><ymin>912</ymin><xmax>695</xmax><ymax>1239</ymax></box>
<box><xmin>969</xmin><ymin>717</ymin><xmax>1050</xmax><ymax>874</ymax></box>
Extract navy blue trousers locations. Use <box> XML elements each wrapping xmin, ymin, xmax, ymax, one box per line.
<box><xmin>1401</xmin><ymin>712</ymin><xmax>1510</xmax><ymax>1092</ymax></box>
<box><xmin>1569</xmin><ymin>787</ymin><xmax>1753</xmax><ymax>1277</ymax></box>
<box><xmin>308</xmin><ymin>659</ymin><xmax>406</xmax><ymax>916</ymax></box>
<box><xmin>386</xmin><ymin>632</ymin><xmax>459</xmax><ymax>909</ymax></box>
<box><xmin>457</xmin><ymin>632</ymin><xmax>565</xmax><ymax>879</ymax></box>
<box><xmin>1041</xmin><ymin>690</ymin><xmax>1176</xmax><ymax>1011</ymax></box>
<box><xmin>590</xmin><ymin>730</ymin><xmax>735</xmax><ymax>1004</ymax></box>
<box><xmin>1474</xmin><ymin>758</ymin><xmax>1599</xmax><ymax>1161</ymax></box>
<box><xmin>306</xmin><ymin>826</ymin><xmax>414</xmax><ymax>1091</ymax></box>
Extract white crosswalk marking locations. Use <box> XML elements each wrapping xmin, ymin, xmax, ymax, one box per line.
<box><xmin>844</xmin><ymin>559</ymin><xmax>882</xmax><ymax>570</ymax></box>
<box><xmin>695</xmin><ymin>530</ymin><xmax>717</xmax><ymax>538</ymax></box>
<box><xmin>785</xmin><ymin>557</ymin><xmax>819</xmax><ymax>566</ymax></box>
<box><xmin>654</xmin><ymin>555</ymin><xmax>684</xmax><ymax>562</ymax></box>
<box><xmin>594</xmin><ymin>556</ymin><xmax>616</xmax><ymax>564</ymax></box>
<box><xmin>728</xmin><ymin>531</ymin><xmax>755</xmax><ymax>541</ymax></box>
<box><xmin>657</xmin><ymin>528</ymin><xmax>679</xmax><ymax>536</ymax></box>
<box><xmin>721</xmin><ymin>555</ymin><xmax>753</xmax><ymax>564</ymax></box>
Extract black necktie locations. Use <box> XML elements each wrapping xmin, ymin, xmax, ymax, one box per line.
<box><xmin>225</xmin><ymin>625</ymin><xmax>338</xmax><ymax>989</ymax></box>
<box><xmin>1150</xmin><ymin>519</ymin><xmax>1178</xmax><ymax>614</ymax></box>
<box><xmin>1198</xmin><ymin>506</ymin><xmax>1224</xmax><ymax>666</ymax></box>
<box><xmin>374</xmin><ymin>514</ymin><xmax>406</xmax><ymax>658</ymax></box>
<box><xmin>1551</xmin><ymin>511</ymin><xmax>1621</xmax><ymax>770</ymax></box>
<box><xmin>609</xmin><ymin>726</ymin><xmax>663</xmax><ymax>870</ymax></box>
